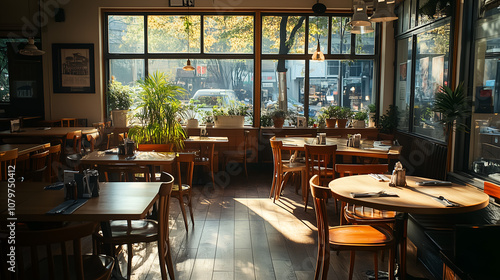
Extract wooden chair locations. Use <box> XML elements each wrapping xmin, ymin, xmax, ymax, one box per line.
<box><xmin>0</xmin><ymin>148</ymin><xmax>17</xmax><ymax>181</ymax></box>
<box><xmin>98</xmin><ymin>164</ymin><xmax>151</xmax><ymax>183</ymax></box>
<box><xmin>309</xmin><ymin>175</ymin><xmax>396</xmax><ymax>280</ymax></box>
<box><xmin>185</xmin><ymin>141</ymin><xmax>216</xmax><ymax>187</ymax></box>
<box><xmin>174</xmin><ymin>152</ymin><xmax>196</xmax><ymax>231</ymax></box>
<box><xmin>136</xmin><ymin>143</ymin><xmax>174</xmax><ymax>181</ymax></box>
<box><xmin>46</xmin><ymin>144</ymin><xmax>62</xmax><ymax>182</ymax></box>
<box><xmin>222</xmin><ymin>130</ymin><xmax>251</xmax><ymax>177</ymax></box>
<box><xmin>335</xmin><ymin>164</ymin><xmax>396</xmax><ymax>227</ymax></box>
<box><xmin>64</xmin><ymin>130</ymin><xmax>82</xmax><ymax>155</ymax></box>
<box><xmin>304</xmin><ymin>144</ymin><xmax>337</xmax><ymax>211</ymax></box>
<box><xmin>93</xmin><ymin>172</ymin><xmax>175</xmax><ymax>280</ymax></box>
<box><xmin>60</xmin><ymin>117</ymin><xmax>77</xmax><ymax>127</ymax></box>
<box><xmin>269</xmin><ymin>137</ymin><xmax>307</xmax><ymax>203</ymax></box>
<box><xmin>25</xmin><ymin>150</ymin><xmax>49</xmax><ymax>182</ymax></box>
<box><xmin>0</xmin><ymin>222</ymin><xmax>114</xmax><ymax>280</ymax></box>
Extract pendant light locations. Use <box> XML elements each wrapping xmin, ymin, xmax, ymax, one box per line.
<box><xmin>311</xmin><ymin>1</ymin><xmax>326</xmax><ymax>61</ymax></box>
<box><xmin>183</xmin><ymin>5</ymin><xmax>194</xmax><ymax>71</ymax></box>
<box><xmin>19</xmin><ymin>37</ymin><xmax>45</xmax><ymax>56</ymax></box>
<box><xmin>370</xmin><ymin>0</ymin><xmax>398</xmax><ymax>23</ymax></box>
<box><xmin>351</xmin><ymin>0</ymin><xmax>371</xmax><ymax>27</ymax></box>
<box><xmin>350</xmin><ymin>24</ymin><xmax>374</xmax><ymax>34</ymax></box>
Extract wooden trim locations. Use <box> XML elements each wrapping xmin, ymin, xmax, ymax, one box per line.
<box><xmin>254</xmin><ymin>11</ymin><xmax>262</xmax><ymax>128</ymax></box>
<box><xmin>484</xmin><ymin>181</ymin><xmax>500</xmax><ymax>200</ymax></box>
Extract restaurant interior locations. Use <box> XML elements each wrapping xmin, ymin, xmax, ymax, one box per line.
<box><xmin>1</xmin><ymin>0</ymin><xmax>500</xmax><ymax>279</ymax></box>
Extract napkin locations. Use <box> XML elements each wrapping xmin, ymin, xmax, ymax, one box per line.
<box><xmin>46</xmin><ymin>199</ymin><xmax>88</xmax><ymax>215</ymax></box>
<box><xmin>351</xmin><ymin>191</ymin><xmax>399</xmax><ymax>198</ymax></box>
<box><xmin>369</xmin><ymin>174</ymin><xmax>390</xmax><ymax>182</ymax></box>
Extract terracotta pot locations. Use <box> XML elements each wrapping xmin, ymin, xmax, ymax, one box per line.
<box><xmin>337</xmin><ymin>119</ymin><xmax>348</xmax><ymax>128</ymax></box>
<box><xmin>326</xmin><ymin>118</ymin><xmax>337</xmax><ymax>128</ymax></box>
<box><xmin>273</xmin><ymin>117</ymin><xmax>285</xmax><ymax>128</ymax></box>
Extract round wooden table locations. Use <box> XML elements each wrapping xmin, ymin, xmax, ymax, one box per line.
<box><xmin>329</xmin><ymin>175</ymin><xmax>490</xmax><ymax>279</ymax></box>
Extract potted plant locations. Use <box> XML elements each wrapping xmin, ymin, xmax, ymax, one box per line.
<box><xmin>201</xmin><ymin>110</ymin><xmax>214</xmax><ymax>127</ymax></box>
<box><xmin>368</xmin><ymin>103</ymin><xmax>376</xmax><ymax>128</ymax></box>
<box><xmin>352</xmin><ymin>111</ymin><xmax>368</xmax><ymax>128</ymax></box>
<box><xmin>432</xmin><ymin>82</ymin><xmax>470</xmax><ymax>171</ymax></box>
<box><xmin>379</xmin><ymin>105</ymin><xmax>399</xmax><ymax>135</ymax></box>
<box><xmin>213</xmin><ymin>100</ymin><xmax>251</xmax><ymax>128</ymax></box>
<box><xmin>321</xmin><ymin>105</ymin><xmax>340</xmax><ymax>128</ymax></box>
<box><xmin>336</xmin><ymin>107</ymin><xmax>352</xmax><ymax>128</ymax></box>
<box><xmin>181</xmin><ymin>99</ymin><xmax>201</xmax><ymax>128</ymax></box>
<box><xmin>128</xmin><ymin>71</ymin><xmax>187</xmax><ymax>151</ymax></box>
<box><xmin>108</xmin><ymin>78</ymin><xmax>133</xmax><ymax>127</ymax></box>
<box><xmin>260</xmin><ymin>112</ymin><xmax>273</xmax><ymax>127</ymax></box>
<box><xmin>270</xmin><ymin>109</ymin><xmax>288</xmax><ymax>128</ymax></box>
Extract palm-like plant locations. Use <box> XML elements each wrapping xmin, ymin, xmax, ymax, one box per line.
<box><xmin>128</xmin><ymin>71</ymin><xmax>187</xmax><ymax>150</ymax></box>
<box><xmin>433</xmin><ymin>82</ymin><xmax>471</xmax><ymax>136</ymax></box>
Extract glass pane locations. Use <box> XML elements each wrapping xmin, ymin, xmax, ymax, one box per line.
<box><xmin>339</xmin><ymin>60</ymin><xmax>374</xmax><ymax>112</ymax></box>
<box><xmin>418</xmin><ymin>0</ymin><xmax>452</xmax><ymax>26</ymax></box>
<box><xmin>395</xmin><ymin>38</ymin><xmax>412</xmax><ymax>132</ymax></box>
<box><xmin>331</xmin><ymin>17</ymin><xmax>351</xmax><ymax>54</ymax></box>
<box><xmin>355</xmin><ymin>23</ymin><xmax>375</xmax><ymax>55</ymax></box>
<box><xmin>148</xmin><ymin>15</ymin><xmax>200</xmax><ymax>53</ymax></box>
<box><xmin>413</xmin><ymin>23</ymin><xmax>450</xmax><ymax>140</ymax></box>
<box><xmin>108</xmin><ymin>59</ymin><xmax>145</xmax><ymax>110</ymax></box>
<box><xmin>262</xmin><ymin>15</ymin><xmax>306</xmax><ymax>54</ymax></box>
<box><xmin>0</xmin><ymin>38</ymin><xmax>26</xmax><ymax>103</ymax></box>
<box><xmin>308</xmin><ymin>16</ymin><xmax>329</xmax><ymax>55</ymax></box>
<box><xmin>149</xmin><ymin>59</ymin><xmax>254</xmax><ymax>125</ymax></box>
<box><xmin>204</xmin><ymin>15</ymin><xmax>253</xmax><ymax>54</ymax></box>
<box><xmin>470</xmin><ymin>10</ymin><xmax>500</xmax><ymax>182</ymax></box>
<box><xmin>108</xmin><ymin>15</ymin><xmax>144</xmax><ymax>54</ymax></box>
<box><xmin>261</xmin><ymin>60</ymin><xmax>305</xmax><ymax>127</ymax></box>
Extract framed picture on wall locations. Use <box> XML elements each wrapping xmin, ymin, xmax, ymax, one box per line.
<box><xmin>52</xmin><ymin>43</ymin><xmax>95</xmax><ymax>93</ymax></box>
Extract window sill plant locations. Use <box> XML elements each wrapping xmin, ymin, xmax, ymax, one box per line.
<box><xmin>320</xmin><ymin>105</ymin><xmax>340</xmax><ymax>128</ymax></box>
<box><xmin>181</xmin><ymin>99</ymin><xmax>202</xmax><ymax>128</ymax></box>
<box><xmin>212</xmin><ymin>100</ymin><xmax>251</xmax><ymax>128</ymax></box>
<box><xmin>352</xmin><ymin>111</ymin><xmax>368</xmax><ymax>128</ymax></box>
<box><xmin>108</xmin><ymin>77</ymin><xmax>133</xmax><ymax>127</ymax></box>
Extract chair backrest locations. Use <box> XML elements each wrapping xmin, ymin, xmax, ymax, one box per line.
<box><xmin>60</xmin><ymin>118</ymin><xmax>76</xmax><ymax>127</ymax></box>
<box><xmin>270</xmin><ymin>138</ymin><xmax>284</xmax><ymax>174</ymax></box>
<box><xmin>0</xmin><ymin>149</ymin><xmax>17</xmax><ymax>181</ymax></box>
<box><xmin>65</xmin><ymin>130</ymin><xmax>82</xmax><ymax>154</ymax></box>
<box><xmin>28</xmin><ymin>150</ymin><xmax>49</xmax><ymax>181</ymax></box>
<box><xmin>2</xmin><ymin>222</ymin><xmax>110</xmax><ymax>280</ymax></box>
<box><xmin>309</xmin><ymin>174</ymin><xmax>331</xmax><ymax>259</ymax></box>
<box><xmin>304</xmin><ymin>144</ymin><xmax>337</xmax><ymax>186</ymax></box>
<box><xmin>47</xmin><ymin>144</ymin><xmax>62</xmax><ymax>182</ymax></box>
<box><xmin>176</xmin><ymin>152</ymin><xmax>195</xmax><ymax>188</ymax></box>
<box><xmin>484</xmin><ymin>181</ymin><xmax>500</xmax><ymax>201</ymax></box>
<box><xmin>158</xmin><ymin>172</ymin><xmax>174</xmax><ymax>241</ymax></box>
<box><xmin>99</xmin><ymin>164</ymin><xmax>151</xmax><ymax>182</ymax></box>
<box><xmin>335</xmin><ymin>164</ymin><xmax>389</xmax><ymax>177</ymax></box>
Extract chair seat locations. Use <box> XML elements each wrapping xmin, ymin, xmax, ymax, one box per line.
<box><xmin>329</xmin><ymin>225</ymin><xmax>394</xmax><ymax>247</ymax></box>
<box><xmin>345</xmin><ymin>204</ymin><xmax>397</xmax><ymax>221</ymax></box>
<box><xmin>106</xmin><ymin>219</ymin><xmax>158</xmax><ymax>242</ymax></box>
<box><xmin>283</xmin><ymin>161</ymin><xmax>306</xmax><ymax>171</ymax></box>
<box><xmin>173</xmin><ymin>183</ymin><xmax>191</xmax><ymax>192</ymax></box>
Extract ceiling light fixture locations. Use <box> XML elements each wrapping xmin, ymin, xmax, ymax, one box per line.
<box><xmin>183</xmin><ymin>3</ymin><xmax>195</xmax><ymax>71</ymax></box>
<box><xmin>370</xmin><ymin>0</ymin><xmax>398</xmax><ymax>23</ymax></box>
<box><xmin>311</xmin><ymin>1</ymin><xmax>326</xmax><ymax>61</ymax></box>
<box><xmin>350</xmin><ymin>24</ymin><xmax>374</xmax><ymax>34</ymax></box>
<box><xmin>19</xmin><ymin>37</ymin><xmax>45</xmax><ymax>56</ymax></box>
<box><xmin>351</xmin><ymin>0</ymin><xmax>371</xmax><ymax>27</ymax></box>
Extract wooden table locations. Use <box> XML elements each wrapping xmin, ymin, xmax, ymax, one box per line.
<box><xmin>0</xmin><ymin>127</ymin><xmax>98</xmax><ymax>138</ymax></box>
<box><xmin>184</xmin><ymin>136</ymin><xmax>229</xmax><ymax>144</ymax></box>
<box><xmin>328</xmin><ymin>175</ymin><xmax>489</xmax><ymax>279</ymax></box>
<box><xmin>1</xmin><ymin>181</ymin><xmax>162</xmax><ymax>222</ymax></box>
<box><xmin>80</xmin><ymin>150</ymin><xmax>176</xmax><ymax>166</ymax></box>
<box><xmin>0</xmin><ymin>143</ymin><xmax>50</xmax><ymax>155</ymax></box>
<box><xmin>277</xmin><ymin>137</ymin><xmax>401</xmax><ymax>160</ymax></box>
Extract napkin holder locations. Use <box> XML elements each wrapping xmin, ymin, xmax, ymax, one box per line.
<box><xmin>389</xmin><ymin>161</ymin><xmax>406</xmax><ymax>187</ymax></box>
<box><xmin>124</xmin><ymin>139</ymin><xmax>135</xmax><ymax>156</ymax></box>
<box><xmin>316</xmin><ymin>133</ymin><xmax>326</xmax><ymax>145</ymax></box>
<box><xmin>347</xmin><ymin>134</ymin><xmax>361</xmax><ymax>148</ymax></box>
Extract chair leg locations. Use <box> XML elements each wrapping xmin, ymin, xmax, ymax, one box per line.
<box><xmin>340</xmin><ymin>202</ymin><xmax>347</xmax><ymax>225</ymax></box>
<box><xmin>349</xmin><ymin>250</ymin><xmax>355</xmax><ymax>280</ymax></box>
<box><xmin>303</xmin><ymin>170</ymin><xmax>309</xmax><ymax>211</ymax></box>
<box><xmin>127</xmin><ymin>243</ymin><xmax>133</xmax><ymax>280</ymax></box>
<box><xmin>374</xmin><ymin>251</ymin><xmax>379</xmax><ymax>280</ymax></box>
<box><xmin>187</xmin><ymin>193</ymin><xmax>194</xmax><ymax>227</ymax></box>
<box><xmin>270</xmin><ymin>168</ymin><xmax>278</xmax><ymax>199</ymax></box>
<box><xmin>166</xmin><ymin>239</ymin><xmax>175</xmax><ymax>280</ymax></box>
<box><xmin>176</xmin><ymin>194</ymin><xmax>189</xmax><ymax>231</ymax></box>
<box><xmin>389</xmin><ymin>247</ymin><xmax>395</xmax><ymax>280</ymax></box>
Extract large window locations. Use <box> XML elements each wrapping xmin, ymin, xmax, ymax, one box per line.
<box><xmin>469</xmin><ymin>1</ymin><xmax>500</xmax><ymax>183</ymax></box>
<box><xmin>106</xmin><ymin>12</ymin><xmax>378</xmax><ymax>126</ymax></box>
<box><xmin>395</xmin><ymin>0</ymin><xmax>453</xmax><ymax>141</ymax></box>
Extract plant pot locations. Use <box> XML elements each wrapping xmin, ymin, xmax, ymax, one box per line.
<box><xmin>186</xmin><ymin>119</ymin><xmax>199</xmax><ymax>128</ymax></box>
<box><xmin>273</xmin><ymin>117</ymin><xmax>285</xmax><ymax>128</ymax></box>
<box><xmin>337</xmin><ymin>119</ymin><xmax>348</xmax><ymax>128</ymax></box>
<box><xmin>352</xmin><ymin>120</ymin><xmax>366</xmax><ymax>129</ymax></box>
<box><xmin>111</xmin><ymin>110</ymin><xmax>129</xmax><ymax>127</ymax></box>
<box><xmin>326</xmin><ymin>118</ymin><xmax>337</xmax><ymax>128</ymax></box>
<box><xmin>214</xmin><ymin>115</ymin><xmax>245</xmax><ymax>128</ymax></box>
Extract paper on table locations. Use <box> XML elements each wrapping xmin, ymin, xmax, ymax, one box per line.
<box><xmin>369</xmin><ymin>174</ymin><xmax>390</xmax><ymax>182</ymax></box>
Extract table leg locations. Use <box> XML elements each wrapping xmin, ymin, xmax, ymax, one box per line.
<box><xmin>394</xmin><ymin>213</ymin><xmax>408</xmax><ymax>280</ymax></box>
<box><xmin>100</xmin><ymin>221</ymin><xmax>127</xmax><ymax>280</ymax></box>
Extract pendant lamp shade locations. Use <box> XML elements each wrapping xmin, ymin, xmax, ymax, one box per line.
<box><xmin>183</xmin><ymin>59</ymin><xmax>195</xmax><ymax>71</ymax></box>
<box><xmin>351</xmin><ymin>1</ymin><xmax>371</xmax><ymax>27</ymax></box>
<box><xmin>19</xmin><ymin>37</ymin><xmax>45</xmax><ymax>56</ymax></box>
<box><xmin>350</xmin><ymin>24</ymin><xmax>374</xmax><ymax>34</ymax></box>
<box><xmin>370</xmin><ymin>0</ymin><xmax>398</xmax><ymax>22</ymax></box>
<box><xmin>311</xmin><ymin>41</ymin><xmax>325</xmax><ymax>61</ymax></box>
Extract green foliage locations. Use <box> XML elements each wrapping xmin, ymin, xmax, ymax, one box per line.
<box><xmin>353</xmin><ymin>111</ymin><xmax>368</xmax><ymax>121</ymax></box>
<box><xmin>128</xmin><ymin>71</ymin><xmax>187</xmax><ymax>150</ymax></box>
<box><xmin>379</xmin><ymin>105</ymin><xmax>399</xmax><ymax>133</ymax></box>
<box><xmin>261</xmin><ymin>113</ymin><xmax>273</xmax><ymax>127</ymax></box>
<box><xmin>200</xmin><ymin>110</ymin><xmax>214</xmax><ymax>124</ymax></box>
<box><xmin>321</xmin><ymin>105</ymin><xmax>340</xmax><ymax>118</ymax></box>
<box><xmin>368</xmin><ymin>103</ymin><xmax>376</xmax><ymax>113</ymax></box>
<box><xmin>432</xmin><ymin>82</ymin><xmax>471</xmax><ymax>133</ymax></box>
<box><xmin>270</xmin><ymin>109</ymin><xmax>288</xmax><ymax>119</ymax></box>
<box><xmin>180</xmin><ymin>99</ymin><xmax>201</xmax><ymax>120</ymax></box>
<box><xmin>108</xmin><ymin>79</ymin><xmax>133</xmax><ymax>110</ymax></box>
<box><xmin>212</xmin><ymin>100</ymin><xmax>251</xmax><ymax>117</ymax></box>
<box><xmin>337</xmin><ymin>107</ymin><xmax>352</xmax><ymax>119</ymax></box>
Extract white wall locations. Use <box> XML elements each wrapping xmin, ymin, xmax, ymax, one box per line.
<box><xmin>3</xmin><ymin>0</ymin><xmax>392</xmax><ymax>124</ymax></box>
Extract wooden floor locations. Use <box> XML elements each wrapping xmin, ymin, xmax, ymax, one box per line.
<box><xmin>109</xmin><ymin>163</ymin><xmax>435</xmax><ymax>280</ymax></box>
